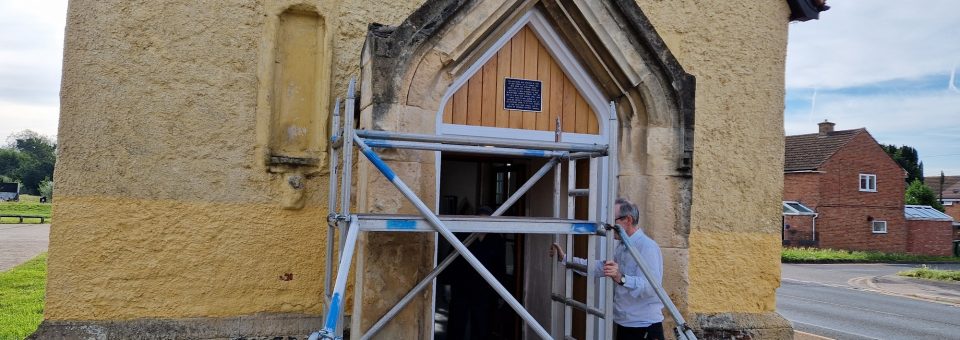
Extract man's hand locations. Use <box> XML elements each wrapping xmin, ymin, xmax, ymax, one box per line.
<box><xmin>549</xmin><ymin>243</ymin><xmax>565</xmax><ymax>262</ymax></box>
<box><xmin>603</xmin><ymin>260</ymin><xmax>622</xmax><ymax>282</ymax></box>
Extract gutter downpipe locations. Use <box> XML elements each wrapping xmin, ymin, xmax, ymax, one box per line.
<box><xmin>812</xmin><ymin>213</ymin><xmax>818</xmax><ymax>242</ymax></box>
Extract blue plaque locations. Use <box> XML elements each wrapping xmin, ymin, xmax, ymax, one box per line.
<box><xmin>503</xmin><ymin>78</ymin><xmax>542</xmax><ymax>112</ymax></box>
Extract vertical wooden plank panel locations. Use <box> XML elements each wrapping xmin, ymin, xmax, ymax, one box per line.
<box><xmin>575</xmin><ymin>95</ymin><xmax>588</xmax><ymax>133</ymax></box>
<box><xmin>466</xmin><ymin>71</ymin><xmax>483</xmax><ymax>126</ymax></box>
<box><xmin>452</xmin><ymin>85</ymin><xmax>467</xmax><ymax>125</ymax></box>
<box><xmin>588</xmin><ymin>101</ymin><xmax>599</xmax><ymax>134</ymax></box>
<box><xmin>522</xmin><ymin>29</ymin><xmax>538</xmax><ymax>130</ymax></box>
<box><xmin>495</xmin><ymin>40</ymin><xmax>510</xmax><ymax>128</ymax></box>
<box><xmin>443</xmin><ymin>100</ymin><xmax>452</xmax><ymax>124</ymax></box>
<box><xmin>509</xmin><ymin>29</ymin><xmax>525</xmax><ymax>129</ymax></box>
<box><xmin>481</xmin><ymin>57</ymin><xmax>497</xmax><ymax>127</ymax></box>
<box><xmin>549</xmin><ymin>60</ymin><xmax>562</xmax><ymax>133</ymax></box>
<box><xmin>439</xmin><ymin>25</ymin><xmax>598</xmax><ymax>135</ymax></box>
<box><xmin>536</xmin><ymin>43</ymin><xmax>551</xmax><ymax>131</ymax></box>
<box><xmin>562</xmin><ymin>77</ymin><xmax>575</xmax><ymax>132</ymax></box>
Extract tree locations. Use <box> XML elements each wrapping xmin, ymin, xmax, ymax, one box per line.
<box><xmin>905</xmin><ymin>179</ymin><xmax>944</xmax><ymax>211</ymax></box>
<box><xmin>0</xmin><ymin>149</ymin><xmax>25</xmax><ymax>177</ymax></box>
<box><xmin>38</xmin><ymin>178</ymin><xmax>54</xmax><ymax>202</ymax></box>
<box><xmin>0</xmin><ymin>130</ymin><xmax>56</xmax><ymax>195</ymax></box>
<box><xmin>882</xmin><ymin>144</ymin><xmax>923</xmax><ymax>184</ymax></box>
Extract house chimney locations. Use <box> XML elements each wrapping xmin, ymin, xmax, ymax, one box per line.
<box><xmin>818</xmin><ymin>120</ymin><xmax>835</xmax><ymax>136</ymax></box>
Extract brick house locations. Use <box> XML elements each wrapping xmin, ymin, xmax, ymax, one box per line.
<box><xmin>783</xmin><ymin>121</ymin><xmax>908</xmax><ymax>253</ymax></box>
<box><xmin>924</xmin><ymin>175</ymin><xmax>960</xmax><ymax>254</ymax></box>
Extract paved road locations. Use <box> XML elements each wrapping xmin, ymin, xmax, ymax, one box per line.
<box><xmin>0</xmin><ymin>223</ymin><xmax>49</xmax><ymax>271</ymax></box>
<box><xmin>778</xmin><ymin>264</ymin><xmax>960</xmax><ymax>339</ymax></box>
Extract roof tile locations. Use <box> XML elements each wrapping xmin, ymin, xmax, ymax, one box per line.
<box><xmin>923</xmin><ymin>175</ymin><xmax>960</xmax><ymax>200</ymax></box>
<box><xmin>784</xmin><ymin>129</ymin><xmax>864</xmax><ymax>171</ymax></box>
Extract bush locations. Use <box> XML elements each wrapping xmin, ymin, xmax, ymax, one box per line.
<box><xmin>898</xmin><ymin>265</ymin><xmax>960</xmax><ymax>282</ymax></box>
<box><xmin>782</xmin><ymin>247</ymin><xmax>960</xmax><ymax>263</ymax></box>
<box><xmin>37</xmin><ymin>179</ymin><xmax>53</xmax><ymax>202</ymax></box>
<box><xmin>905</xmin><ymin>179</ymin><xmax>944</xmax><ymax>211</ymax></box>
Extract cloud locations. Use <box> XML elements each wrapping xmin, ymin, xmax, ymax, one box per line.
<box><xmin>786</xmin><ymin>0</ymin><xmax>960</xmax><ymax>89</ymax></box>
<box><xmin>0</xmin><ymin>100</ymin><xmax>59</xmax><ymax>141</ymax></box>
<box><xmin>786</xmin><ymin>1</ymin><xmax>960</xmax><ymax>175</ymax></box>
<box><xmin>785</xmin><ymin>84</ymin><xmax>960</xmax><ymax>175</ymax></box>
<box><xmin>0</xmin><ymin>1</ymin><xmax>67</xmax><ymax>102</ymax></box>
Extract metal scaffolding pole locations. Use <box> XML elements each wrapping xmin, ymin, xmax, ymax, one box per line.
<box><xmin>310</xmin><ymin>218</ymin><xmax>361</xmax><ymax>340</ymax></box>
<box><xmin>324</xmin><ymin>98</ymin><xmax>341</xmax><ymax>302</ymax></box>
<box><xmin>334</xmin><ymin>79</ymin><xmax>357</xmax><ymax>339</ymax></box>
<box><xmin>362</xmin><ymin>138</ymin><xmax>574</xmax><ymax>158</ymax></box>
<box><xmin>314</xmin><ymin>78</ymin><xmax>697</xmax><ymax>340</ymax></box>
<box><xmin>356</xmin><ymin>129</ymin><xmax>607</xmax><ymax>153</ymax></box>
<box><xmin>603</xmin><ymin>101</ymin><xmax>618</xmax><ymax>338</ymax></box>
<box><xmin>550</xmin><ymin>118</ymin><xmax>564</xmax><ymax>338</ymax></box>
<box><xmin>360</xmin><ymin>157</ymin><xmax>561</xmax><ymax>340</ymax></box>
<box><xmin>353</xmin><ymin>134</ymin><xmax>553</xmax><ymax>339</ymax></box>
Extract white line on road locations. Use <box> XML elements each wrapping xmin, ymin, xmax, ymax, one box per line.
<box><xmin>779</xmin><ymin>293</ymin><xmax>907</xmax><ymax>317</ymax></box>
<box><xmin>792</xmin><ymin>321</ymin><xmax>880</xmax><ymax>340</ymax></box>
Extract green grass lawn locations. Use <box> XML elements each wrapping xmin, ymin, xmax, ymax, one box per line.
<box><xmin>0</xmin><ymin>196</ymin><xmax>51</xmax><ymax>224</ymax></box>
<box><xmin>898</xmin><ymin>266</ymin><xmax>960</xmax><ymax>282</ymax></box>
<box><xmin>12</xmin><ymin>195</ymin><xmax>41</xmax><ymax>204</ymax></box>
<box><xmin>0</xmin><ymin>253</ymin><xmax>46</xmax><ymax>339</ymax></box>
<box><xmin>783</xmin><ymin>247</ymin><xmax>960</xmax><ymax>263</ymax></box>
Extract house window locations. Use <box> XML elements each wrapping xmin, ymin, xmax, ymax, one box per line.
<box><xmin>871</xmin><ymin>220</ymin><xmax>887</xmax><ymax>234</ymax></box>
<box><xmin>859</xmin><ymin>174</ymin><xmax>877</xmax><ymax>192</ymax></box>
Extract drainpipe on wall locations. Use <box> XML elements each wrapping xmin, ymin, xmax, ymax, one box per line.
<box><xmin>811</xmin><ymin>213</ymin><xmax>819</xmax><ymax>242</ymax></box>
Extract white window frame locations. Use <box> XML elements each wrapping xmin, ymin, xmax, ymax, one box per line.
<box><xmin>871</xmin><ymin>220</ymin><xmax>887</xmax><ymax>234</ymax></box>
<box><xmin>859</xmin><ymin>174</ymin><xmax>877</xmax><ymax>192</ymax></box>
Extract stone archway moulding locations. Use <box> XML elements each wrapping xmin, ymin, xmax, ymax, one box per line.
<box><xmin>361</xmin><ymin>0</ymin><xmax>695</xmax><ymax>175</ymax></box>
<box><xmin>355</xmin><ymin>0</ymin><xmax>696</xmax><ymax>337</ymax></box>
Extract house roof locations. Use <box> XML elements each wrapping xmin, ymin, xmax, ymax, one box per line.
<box><xmin>784</xmin><ymin>128</ymin><xmax>865</xmax><ymax>171</ymax></box>
<box><xmin>923</xmin><ymin>175</ymin><xmax>960</xmax><ymax>200</ymax></box>
<box><xmin>904</xmin><ymin>205</ymin><xmax>954</xmax><ymax>221</ymax></box>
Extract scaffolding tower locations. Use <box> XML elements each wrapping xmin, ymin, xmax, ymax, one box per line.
<box><xmin>310</xmin><ymin>79</ymin><xmax>695</xmax><ymax>340</ymax></box>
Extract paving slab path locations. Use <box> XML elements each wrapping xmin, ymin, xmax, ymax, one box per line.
<box><xmin>0</xmin><ymin>223</ymin><xmax>50</xmax><ymax>271</ymax></box>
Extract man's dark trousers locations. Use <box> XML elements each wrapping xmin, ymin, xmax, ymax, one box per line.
<box><xmin>615</xmin><ymin>322</ymin><xmax>664</xmax><ymax>340</ymax></box>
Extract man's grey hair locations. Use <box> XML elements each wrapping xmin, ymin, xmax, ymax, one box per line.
<box><xmin>615</xmin><ymin>197</ymin><xmax>639</xmax><ymax>226</ymax></box>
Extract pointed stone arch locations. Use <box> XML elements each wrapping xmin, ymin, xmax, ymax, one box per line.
<box><xmin>355</xmin><ymin>0</ymin><xmax>696</xmax><ymax>337</ymax></box>
<box><xmin>362</xmin><ymin>0</ymin><xmax>694</xmax><ymax>172</ymax></box>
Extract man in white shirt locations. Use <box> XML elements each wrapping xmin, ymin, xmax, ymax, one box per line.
<box><xmin>551</xmin><ymin>198</ymin><xmax>665</xmax><ymax>339</ymax></box>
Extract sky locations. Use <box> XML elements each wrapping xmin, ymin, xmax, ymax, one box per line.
<box><xmin>785</xmin><ymin>1</ymin><xmax>960</xmax><ymax>175</ymax></box>
<box><xmin>0</xmin><ymin>0</ymin><xmax>67</xmax><ymax>142</ymax></box>
<box><xmin>0</xmin><ymin>1</ymin><xmax>957</xmax><ymax>174</ymax></box>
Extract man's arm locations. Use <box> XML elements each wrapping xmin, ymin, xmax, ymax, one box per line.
<box><xmin>566</xmin><ymin>255</ymin><xmax>605</xmax><ymax>277</ymax></box>
<box><xmin>552</xmin><ymin>243</ymin><xmax>604</xmax><ymax>277</ymax></box>
<box><xmin>620</xmin><ymin>241</ymin><xmax>663</xmax><ymax>299</ymax></box>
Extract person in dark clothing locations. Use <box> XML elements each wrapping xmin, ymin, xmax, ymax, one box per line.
<box><xmin>445</xmin><ymin>206</ymin><xmax>508</xmax><ymax>340</ymax></box>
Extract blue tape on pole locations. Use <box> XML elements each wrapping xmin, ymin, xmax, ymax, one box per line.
<box><xmin>324</xmin><ymin>293</ymin><xmax>341</xmax><ymax>330</ymax></box>
<box><xmin>523</xmin><ymin>149</ymin><xmax>546</xmax><ymax>157</ymax></box>
<box><xmin>361</xmin><ymin>147</ymin><xmax>396</xmax><ymax>181</ymax></box>
<box><xmin>572</xmin><ymin>223</ymin><xmax>596</xmax><ymax>233</ymax></box>
<box><xmin>365</xmin><ymin>139</ymin><xmax>391</xmax><ymax>148</ymax></box>
<box><xmin>386</xmin><ymin>219</ymin><xmax>417</xmax><ymax>230</ymax></box>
